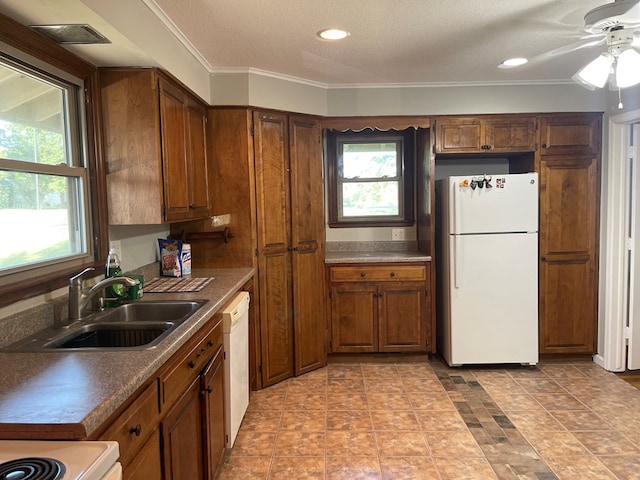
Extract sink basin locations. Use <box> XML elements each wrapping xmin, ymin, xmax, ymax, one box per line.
<box><xmin>49</xmin><ymin>321</ymin><xmax>174</xmax><ymax>349</ymax></box>
<box><xmin>89</xmin><ymin>300</ymin><xmax>204</xmax><ymax>324</ymax></box>
<box><xmin>2</xmin><ymin>300</ymin><xmax>207</xmax><ymax>352</ymax></box>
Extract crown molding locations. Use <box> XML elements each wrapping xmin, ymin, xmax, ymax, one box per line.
<box><xmin>142</xmin><ymin>0</ymin><xmax>213</xmax><ymax>71</ymax></box>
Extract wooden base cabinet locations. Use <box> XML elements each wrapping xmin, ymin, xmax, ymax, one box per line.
<box><xmin>201</xmin><ymin>347</ymin><xmax>225</xmax><ymax>480</ymax></box>
<box><xmin>95</xmin><ymin>310</ymin><xmax>228</xmax><ymax>480</ymax></box>
<box><xmin>162</xmin><ymin>378</ymin><xmax>205</xmax><ymax>480</ymax></box>
<box><xmin>328</xmin><ymin>263</ymin><xmax>432</xmax><ymax>353</ymax></box>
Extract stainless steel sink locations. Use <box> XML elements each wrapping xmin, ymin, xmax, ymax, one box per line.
<box><xmin>86</xmin><ymin>300</ymin><xmax>205</xmax><ymax>324</ymax></box>
<box><xmin>2</xmin><ymin>300</ymin><xmax>207</xmax><ymax>352</ymax></box>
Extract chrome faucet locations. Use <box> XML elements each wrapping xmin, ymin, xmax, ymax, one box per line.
<box><xmin>69</xmin><ymin>267</ymin><xmax>140</xmax><ymax>320</ymax></box>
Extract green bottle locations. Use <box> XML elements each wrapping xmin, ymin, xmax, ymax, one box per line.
<box><xmin>105</xmin><ymin>248</ymin><xmax>124</xmax><ymax>306</ymax></box>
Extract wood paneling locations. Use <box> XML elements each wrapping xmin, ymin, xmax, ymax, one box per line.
<box><xmin>378</xmin><ymin>285</ymin><xmax>427</xmax><ymax>352</ymax></box>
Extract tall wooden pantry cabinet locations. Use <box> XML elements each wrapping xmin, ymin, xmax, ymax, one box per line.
<box><xmin>186</xmin><ymin>108</ymin><xmax>326</xmax><ymax>388</ymax></box>
<box><xmin>537</xmin><ymin>113</ymin><xmax>601</xmax><ymax>354</ymax></box>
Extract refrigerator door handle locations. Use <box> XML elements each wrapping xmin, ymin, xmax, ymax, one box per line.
<box><xmin>453</xmin><ymin>235</ymin><xmax>462</xmax><ymax>289</ymax></box>
<box><xmin>451</xmin><ymin>181</ymin><xmax>458</xmax><ymax>234</ymax></box>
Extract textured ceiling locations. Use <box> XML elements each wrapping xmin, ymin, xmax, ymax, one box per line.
<box><xmin>0</xmin><ymin>0</ymin><xmax>618</xmax><ymax>86</ymax></box>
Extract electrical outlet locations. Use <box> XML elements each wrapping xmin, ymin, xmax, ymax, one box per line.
<box><xmin>109</xmin><ymin>240</ymin><xmax>122</xmax><ymax>259</ymax></box>
<box><xmin>391</xmin><ymin>229</ymin><xmax>405</xmax><ymax>241</ymax></box>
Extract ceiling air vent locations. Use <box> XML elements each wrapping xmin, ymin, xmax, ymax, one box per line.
<box><xmin>30</xmin><ymin>24</ymin><xmax>111</xmax><ymax>44</ymax></box>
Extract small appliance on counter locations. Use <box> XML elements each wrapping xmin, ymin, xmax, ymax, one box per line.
<box><xmin>0</xmin><ymin>440</ymin><xmax>120</xmax><ymax>480</ymax></box>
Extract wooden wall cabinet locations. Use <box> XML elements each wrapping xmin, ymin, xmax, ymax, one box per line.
<box><xmin>99</xmin><ymin>68</ymin><xmax>210</xmax><ymax>224</ymax></box>
<box><xmin>434</xmin><ymin>116</ymin><xmax>537</xmax><ymax>154</ymax></box>
<box><xmin>95</xmin><ymin>309</ymin><xmax>227</xmax><ymax>480</ymax></box>
<box><xmin>328</xmin><ymin>263</ymin><xmax>432</xmax><ymax>353</ymax></box>
<box><xmin>537</xmin><ymin>113</ymin><xmax>601</xmax><ymax>354</ymax></box>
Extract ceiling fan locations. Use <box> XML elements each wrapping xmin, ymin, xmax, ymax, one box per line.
<box><xmin>523</xmin><ymin>0</ymin><xmax>640</xmax><ymax>92</ymax></box>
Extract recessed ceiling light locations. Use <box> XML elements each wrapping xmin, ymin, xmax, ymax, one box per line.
<box><xmin>317</xmin><ymin>29</ymin><xmax>350</xmax><ymax>41</ymax></box>
<box><xmin>498</xmin><ymin>57</ymin><xmax>528</xmax><ymax>69</ymax></box>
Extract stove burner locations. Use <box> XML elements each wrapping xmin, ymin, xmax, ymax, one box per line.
<box><xmin>0</xmin><ymin>457</ymin><xmax>65</xmax><ymax>480</ymax></box>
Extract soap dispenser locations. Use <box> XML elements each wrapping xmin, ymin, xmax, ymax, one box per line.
<box><xmin>105</xmin><ymin>248</ymin><xmax>124</xmax><ymax>306</ymax></box>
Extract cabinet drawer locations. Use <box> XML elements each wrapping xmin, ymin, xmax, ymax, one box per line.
<box><xmin>330</xmin><ymin>265</ymin><xmax>427</xmax><ymax>282</ymax></box>
<box><xmin>100</xmin><ymin>381</ymin><xmax>159</xmax><ymax>468</ymax></box>
<box><xmin>159</xmin><ymin>315</ymin><xmax>222</xmax><ymax>410</ymax></box>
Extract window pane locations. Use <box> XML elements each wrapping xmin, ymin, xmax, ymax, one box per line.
<box><xmin>0</xmin><ymin>63</ymin><xmax>67</xmax><ymax>165</ymax></box>
<box><xmin>342</xmin><ymin>142</ymin><xmax>398</xmax><ymax>179</ymax></box>
<box><xmin>342</xmin><ymin>181</ymin><xmax>399</xmax><ymax>217</ymax></box>
<box><xmin>0</xmin><ymin>171</ymin><xmax>85</xmax><ymax>271</ymax></box>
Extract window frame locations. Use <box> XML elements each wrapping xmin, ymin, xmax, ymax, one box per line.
<box><xmin>326</xmin><ymin>128</ymin><xmax>415</xmax><ymax>227</ymax></box>
<box><xmin>0</xmin><ymin>14</ymin><xmax>107</xmax><ymax>308</ymax></box>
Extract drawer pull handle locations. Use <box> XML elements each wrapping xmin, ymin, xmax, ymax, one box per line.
<box><xmin>360</xmin><ymin>272</ymin><xmax>366</xmax><ymax>278</ymax></box>
<box><xmin>129</xmin><ymin>424</ymin><xmax>142</xmax><ymax>437</ymax></box>
<box><xmin>208</xmin><ymin>340</ymin><xmax>214</xmax><ymax>347</ymax></box>
<box><xmin>390</xmin><ymin>272</ymin><xmax>395</xmax><ymax>277</ymax></box>
<box><xmin>188</xmin><ymin>360</ymin><xmax>196</xmax><ymax>368</ymax></box>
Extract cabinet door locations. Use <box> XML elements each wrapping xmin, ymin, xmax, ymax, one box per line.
<box><xmin>253</xmin><ymin>111</ymin><xmax>294</xmax><ymax>387</ymax></box>
<box><xmin>159</xmin><ymin>78</ymin><xmax>190</xmax><ymax>222</ymax></box>
<box><xmin>378</xmin><ymin>284</ymin><xmax>428</xmax><ymax>352</ymax></box>
<box><xmin>186</xmin><ymin>100</ymin><xmax>210</xmax><ymax>218</ymax></box>
<box><xmin>485</xmin><ymin>116</ymin><xmax>536</xmax><ymax>152</ymax></box>
<box><xmin>330</xmin><ymin>284</ymin><xmax>378</xmax><ymax>352</ymax></box>
<box><xmin>123</xmin><ymin>430</ymin><xmax>163</xmax><ymax>480</ymax></box>
<box><xmin>539</xmin><ymin>155</ymin><xmax>599</xmax><ymax>353</ymax></box>
<box><xmin>434</xmin><ymin>118</ymin><xmax>483</xmax><ymax>153</ymax></box>
<box><xmin>289</xmin><ymin>115</ymin><xmax>326</xmax><ymax>375</ymax></box>
<box><xmin>201</xmin><ymin>347</ymin><xmax>225</xmax><ymax>480</ymax></box>
<box><xmin>539</xmin><ymin>114</ymin><xmax>601</xmax><ymax>156</ymax></box>
<box><xmin>161</xmin><ymin>378</ymin><xmax>205</xmax><ymax>480</ymax></box>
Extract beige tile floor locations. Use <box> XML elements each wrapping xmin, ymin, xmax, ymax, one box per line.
<box><xmin>219</xmin><ymin>358</ymin><xmax>640</xmax><ymax>479</ymax></box>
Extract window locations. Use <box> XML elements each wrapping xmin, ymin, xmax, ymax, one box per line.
<box><xmin>0</xmin><ymin>22</ymin><xmax>103</xmax><ymax>307</ymax></box>
<box><xmin>0</xmin><ymin>56</ymin><xmax>90</xmax><ymax>276</ymax></box>
<box><xmin>326</xmin><ymin>129</ymin><xmax>414</xmax><ymax>227</ymax></box>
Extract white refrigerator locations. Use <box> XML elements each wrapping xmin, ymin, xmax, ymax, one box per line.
<box><xmin>437</xmin><ymin>173</ymin><xmax>539</xmax><ymax>366</ymax></box>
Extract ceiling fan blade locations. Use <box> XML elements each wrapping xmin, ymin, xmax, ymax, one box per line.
<box><xmin>546</xmin><ymin>36</ymin><xmax>606</xmax><ymax>56</ymax></box>
<box><xmin>522</xmin><ymin>35</ymin><xmax>606</xmax><ymax>67</ymax></box>
<box><xmin>585</xmin><ymin>0</ymin><xmax>640</xmax><ymax>32</ymax></box>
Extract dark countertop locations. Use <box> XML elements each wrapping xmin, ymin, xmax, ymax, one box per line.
<box><xmin>325</xmin><ymin>251</ymin><xmax>432</xmax><ymax>264</ymax></box>
<box><xmin>0</xmin><ymin>267</ymin><xmax>254</xmax><ymax>440</ymax></box>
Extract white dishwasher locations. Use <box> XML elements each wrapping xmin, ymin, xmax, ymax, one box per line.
<box><xmin>222</xmin><ymin>291</ymin><xmax>250</xmax><ymax>448</ymax></box>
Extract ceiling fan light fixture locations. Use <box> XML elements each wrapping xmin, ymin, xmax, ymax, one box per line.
<box><xmin>574</xmin><ymin>52</ymin><xmax>613</xmax><ymax>89</ymax></box>
<box><xmin>615</xmin><ymin>47</ymin><xmax>640</xmax><ymax>87</ymax></box>
<box><xmin>317</xmin><ymin>29</ymin><xmax>350</xmax><ymax>41</ymax></box>
<box><xmin>498</xmin><ymin>57</ymin><xmax>528</xmax><ymax>69</ymax></box>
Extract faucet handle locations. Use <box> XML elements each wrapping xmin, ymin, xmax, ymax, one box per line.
<box><xmin>70</xmin><ymin>267</ymin><xmax>95</xmax><ymax>287</ymax></box>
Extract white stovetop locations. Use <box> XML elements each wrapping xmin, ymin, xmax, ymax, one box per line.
<box><xmin>0</xmin><ymin>440</ymin><xmax>119</xmax><ymax>480</ymax></box>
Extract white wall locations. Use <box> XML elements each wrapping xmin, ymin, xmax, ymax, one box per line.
<box><xmin>325</xmin><ymin>83</ymin><xmax>609</xmax><ymax>116</ymax></box>
<box><xmin>108</xmin><ymin>225</ymin><xmax>169</xmax><ymax>273</ymax></box>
